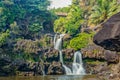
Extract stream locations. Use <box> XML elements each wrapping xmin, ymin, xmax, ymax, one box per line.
<box><xmin>0</xmin><ymin>75</ymin><xmax>100</xmax><ymax>80</ymax></box>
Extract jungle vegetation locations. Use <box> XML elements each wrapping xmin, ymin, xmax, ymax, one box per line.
<box><xmin>0</xmin><ymin>0</ymin><xmax>120</xmax><ymax>61</ymax></box>
<box><xmin>53</xmin><ymin>0</ymin><xmax>120</xmax><ymax>50</ymax></box>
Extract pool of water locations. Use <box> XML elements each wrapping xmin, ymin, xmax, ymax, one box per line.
<box><xmin>0</xmin><ymin>75</ymin><xmax>100</xmax><ymax>80</ymax></box>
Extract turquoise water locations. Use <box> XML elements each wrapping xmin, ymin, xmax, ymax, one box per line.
<box><xmin>0</xmin><ymin>75</ymin><xmax>100</xmax><ymax>80</ymax></box>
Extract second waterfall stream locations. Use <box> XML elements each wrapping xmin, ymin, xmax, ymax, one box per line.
<box><xmin>54</xmin><ymin>34</ymin><xmax>86</xmax><ymax>75</ymax></box>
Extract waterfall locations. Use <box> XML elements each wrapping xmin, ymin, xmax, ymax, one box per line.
<box><xmin>54</xmin><ymin>34</ymin><xmax>57</xmax><ymax>48</ymax></box>
<box><xmin>54</xmin><ymin>34</ymin><xmax>65</xmax><ymax>50</ymax></box>
<box><xmin>63</xmin><ymin>65</ymin><xmax>72</xmax><ymax>75</ymax></box>
<box><xmin>59</xmin><ymin>51</ymin><xmax>63</xmax><ymax>64</ymax></box>
<box><xmin>54</xmin><ymin>34</ymin><xmax>72</xmax><ymax>75</ymax></box>
<box><xmin>72</xmin><ymin>51</ymin><xmax>86</xmax><ymax>75</ymax></box>
<box><xmin>54</xmin><ymin>34</ymin><xmax>85</xmax><ymax>75</ymax></box>
<box><xmin>40</xmin><ymin>59</ymin><xmax>45</xmax><ymax>75</ymax></box>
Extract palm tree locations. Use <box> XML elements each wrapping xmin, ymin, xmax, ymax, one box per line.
<box><xmin>89</xmin><ymin>0</ymin><xmax>120</xmax><ymax>26</ymax></box>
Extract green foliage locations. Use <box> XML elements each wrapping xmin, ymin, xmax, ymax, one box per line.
<box><xmin>72</xmin><ymin>0</ymin><xmax>80</xmax><ymax>5</ymax></box>
<box><xmin>29</xmin><ymin>23</ymin><xmax>42</xmax><ymax>33</ymax></box>
<box><xmin>39</xmin><ymin>35</ymin><xmax>52</xmax><ymax>47</ymax></box>
<box><xmin>65</xmin><ymin>6</ymin><xmax>84</xmax><ymax>35</ymax></box>
<box><xmin>0</xmin><ymin>30</ymin><xmax>10</xmax><ymax>47</ymax></box>
<box><xmin>54</xmin><ymin>17</ymin><xmax>66</xmax><ymax>33</ymax></box>
<box><xmin>0</xmin><ymin>0</ymin><xmax>54</xmax><ymax>37</ymax></box>
<box><xmin>68</xmin><ymin>32</ymin><xmax>94</xmax><ymax>50</ymax></box>
<box><xmin>51</xmin><ymin>7</ymin><xmax>70</xmax><ymax>13</ymax></box>
<box><xmin>0</xmin><ymin>0</ymin><xmax>55</xmax><ymax>63</ymax></box>
<box><xmin>15</xmin><ymin>39</ymin><xmax>42</xmax><ymax>54</ymax></box>
<box><xmin>89</xmin><ymin>0</ymin><xmax>120</xmax><ymax>25</ymax></box>
<box><xmin>0</xmin><ymin>0</ymin><xmax>120</xmax><ymax>65</ymax></box>
<box><xmin>54</xmin><ymin>0</ymin><xmax>120</xmax><ymax>35</ymax></box>
<box><xmin>54</xmin><ymin>6</ymin><xmax>84</xmax><ymax>35</ymax></box>
<box><xmin>63</xmin><ymin>41</ymin><xmax>70</xmax><ymax>49</ymax></box>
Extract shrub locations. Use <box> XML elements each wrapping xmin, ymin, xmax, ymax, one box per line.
<box><xmin>68</xmin><ymin>32</ymin><xmax>94</xmax><ymax>50</ymax></box>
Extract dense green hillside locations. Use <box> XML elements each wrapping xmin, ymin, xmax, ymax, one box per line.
<box><xmin>0</xmin><ymin>0</ymin><xmax>120</xmax><ymax>77</ymax></box>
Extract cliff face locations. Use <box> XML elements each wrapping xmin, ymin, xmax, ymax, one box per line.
<box><xmin>93</xmin><ymin>12</ymin><xmax>120</xmax><ymax>51</ymax></box>
<box><xmin>92</xmin><ymin>12</ymin><xmax>120</xmax><ymax>80</ymax></box>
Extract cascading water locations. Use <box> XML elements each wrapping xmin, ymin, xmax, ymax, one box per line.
<box><xmin>54</xmin><ymin>34</ymin><xmax>58</xmax><ymax>49</ymax></box>
<box><xmin>54</xmin><ymin>34</ymin><xmax>64</xmax><ymax>63</ymax></box>
<box><xmin>54</xmin><ymin>34</ymin><xmax>72</xmax><ymax>75</ymax></box>
<box><xmin>54</xmin><ymin>34</ymin><xmax>85</xmax><ymax>75</ymax></box>
<box><xmin>59</xmin><ymin>51</ymin><xmax>63</xmax><ymax>64</ymax></box>
<box><xmin>72</xmin><ymin>51</ymin><xmax>86</xmax><ymax>75</ymax></box>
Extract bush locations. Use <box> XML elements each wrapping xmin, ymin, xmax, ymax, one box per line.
<box><xmin>68</xmin><ymin>32</ymin><xmax>94</xmax><ymax>50</ymax></box>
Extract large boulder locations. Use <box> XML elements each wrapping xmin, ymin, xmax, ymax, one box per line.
<box><xmin>93</xmin><ymin>12</ymin><xmax>120</xmax><ymax>51</ymax></box>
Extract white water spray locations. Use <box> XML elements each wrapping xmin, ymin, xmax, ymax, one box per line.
<box><xmin>54</xmin><ymin>34</ymin><xmax>85</xmax><ymax>75</ymax></box>
<box><xmin>72</xmin><ymin>51</ymin><xmax>86</xmax><ymax>75</ymax></box>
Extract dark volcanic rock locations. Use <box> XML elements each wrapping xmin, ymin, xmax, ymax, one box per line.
<box><xmin>43</xmin><ymin>48</ymin><xmax>75</xmax><ymax>62</ymax></box>
<box><xmin>104</xmin><ymin>50</ymin><xmax>119</xmax><ymax>64</ymax></box>
<box><xmin>0</xmin><ymin>57</ymin><xmax>44</xmax><ymax>76</ymax></box>
<box><xmin>81</xmin><ymin>44</ymin><xmax>119</xmax><ymax>63</ymax></box>
<box><xmin>62</xmin><ymin>48</ymin><xmax>75</xmax><ymax>61</ymax></box>
<box><xmin>0</xmin><ymin>56</ymin><xmax>14</xmax><ymax>76</ymax></box>
<box><xmin>47</xmin><ymin>61</ymin><xmax>64</xmax><ymax>75</ymax></box>
<box><xmin>93</xmin><ymin>12</ymin><xmax>120</xmax><ymax>51</ymax></box>
<box><xmin>43</xmin><ymin>48</ymin><xmax>59</xmax><ymax>62</ymax></box>
<box><xmin>81</xmin><ymin>44</ymin><xmax>105</xmax><ymax>60</ymax></box>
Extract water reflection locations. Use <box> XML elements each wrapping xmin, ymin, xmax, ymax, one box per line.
<box><xmin>44</xmin><ymin>75</ymin><xmax>83</xmax><ymax>80</ymax></box>
<box><xmin>0</xmin><ymin>75</ymin><xmax>99</xmax><ymax>80</ymax></box>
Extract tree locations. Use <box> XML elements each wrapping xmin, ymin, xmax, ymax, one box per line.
<box><xmin>0</xmin><ymin>0</ymin><xmax>55</xmax><ymax>57</ymax></box>
<box><xmin>54</xmin><ymin>5</ymin><xmax>84</xmax><ymax>35</ymax></box>
<box><xmin>0</xmin><ymin>0</ymin><xmax>54</xmax><ymax>38</ymax></box>
<box><xmin>89</xmin><ymin>0</ymin><xmax>120</xmax><ymax>26</ymax></box>
<box><xmin>54</xmin><ymin>17</ymin><xmax>66</xmax><ymax>33</ymax></box>
<box><xmin>65</xmin><ymin>5</ymin><xmax>84</xmax><ymax>35</ymax></box>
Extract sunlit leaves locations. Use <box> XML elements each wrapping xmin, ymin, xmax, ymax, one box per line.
<box><xmin>54</xmin><ymin>17</ymin><xmax>66</xmax><ymax>33</ymax></box>
<box><xmin>0</xmin><ymin>30</ymin><xmax>10</xmax><ymax>47</ymax></box>
<box><xmin>89</xmin><ymin>0</ymin><xmax>120</xmax><ymax>25</ymax></box>
<box><xmin>65</xmin><ymin>6</ymin><xmax>84</xmax><ymax>35</ymax></box>
<box><xmin>54</xmin><ymin>5</ymin><xmax>84</xmax><ymax>35</ymax></box>
<box><xmin>68</xmin><ymin>32</ymin><xmax>94</xmax><ymax>50</ymax></box>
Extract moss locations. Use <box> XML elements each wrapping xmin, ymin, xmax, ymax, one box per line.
<box><xmin>93</xmin><ymin>49</ymin><xmax>100</xmax><ymax>54</ymax></box>
<box><xmin>117</xmin><ymin>52</ymin><xmax>120</xmax><ymax>54</ymax></box>
<box><xmin>86</xmin><ymin>61</ymin><xmax>103</xmax><ymax>65</ymax></box>
<box><xmin>84</xmin><ymin>58</ymin><xmax>105</xmax><ymax>65</ymax></box>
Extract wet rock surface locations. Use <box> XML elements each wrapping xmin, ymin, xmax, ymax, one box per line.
<box><xmin>81</xmin><ymin>44</ymin><xmax>120</xmax><ymax>80</ymax></box>
<box><xmin>62</xmin><ymin>48</ymin><xmax>75</xmax><ymax>61</ymax></box>
<box><xmin>93</xmin><ymin>12</ymin><xmax>120</xmax><ymax>51</ymax></box>
<box><xmin>0</xmin><ymin>44</ymin><xmax>120</xmax><ymax>79</ymax></box>
<box><xmin>47</xmin><ymin>61</ymin><xmax>64</xmax><ymax>75</ymax></box>
<box><xmin>81</xmin><ymin>44</ymin><xmax>119</xmax><ymax>64</ymax></box>
<box><xmin>104</xmin><ymin>50</ymin><xmax>119</xmax><ymax>64</ymax></box>
<box><xmin>43</xmin><ymin>48</ymin><xmax>59</xmax><ymax>62</ymax></box>
<box><xmin>81</xmin><ymin>44</ymin><xmax>105</xmax><ymax>60</ymax></box>
<box><xmin>0</xmin><ymin>56</ymin><xmax>44</xmax><ymax>76</ymax></box>
<box><xmin>42</xmin><ymin>48</ymin><xmax>75</xmax><ymax>62</ymax></box>
<box><xmin>93</xmin><ymin>12</ymin><xmax>120</xmax><ymax>79</ymax></box>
